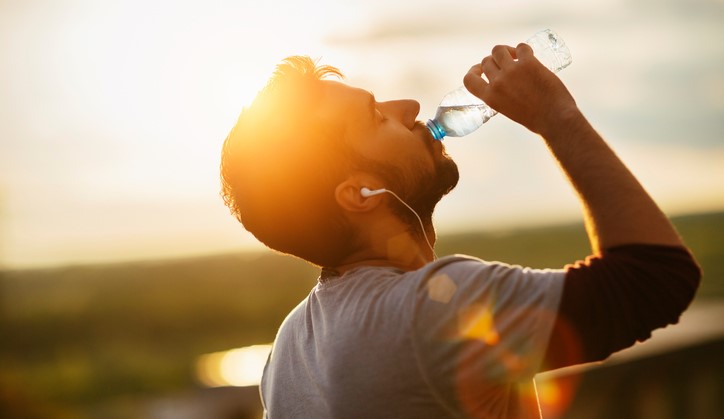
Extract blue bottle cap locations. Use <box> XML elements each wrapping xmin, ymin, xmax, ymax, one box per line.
<box><xmin>426</xmin><ymin>119</ymin><xmax>446</xmax><ymax>141</ymax></box>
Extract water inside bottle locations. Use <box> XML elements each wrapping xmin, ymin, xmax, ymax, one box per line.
<box><xmin>435</xmin><ymin>104</ymin><xmax>498</xmax><ymax>137</ymax></box>
<box><xmin>428</xmin><ymin>29</ymin><xmax>572</xmax><ymax>140</ymax></box>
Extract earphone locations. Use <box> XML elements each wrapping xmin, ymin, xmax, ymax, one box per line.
<box><xmin>360</xmin><ymin>187</ymin><xmax>386</xmax><ymax>197</ymax></box>
<box><xmin>359</xmin><ymin>187</ymin><xmax>437</xmax><ymax>259</ymax></box>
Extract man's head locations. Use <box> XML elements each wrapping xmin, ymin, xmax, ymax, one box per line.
<box><xmin>220</xmin><ymin>56</ymin><xmax>459</xmax><ymax>266</ymax></box>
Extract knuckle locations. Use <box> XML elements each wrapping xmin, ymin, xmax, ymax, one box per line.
<box><xmin>492</xmin><ymin>44</ymin><xmax>507</xmax><ymax>54</ymax></box>
<box><xmin>463</xmin><ymin>72</ymin><xmax>486</xmax><ymax>95</ymax></box>
<box><xmin>463</xmin><ymin>72</ymin><xmax>477</xmax><ymax>89</ymax></box>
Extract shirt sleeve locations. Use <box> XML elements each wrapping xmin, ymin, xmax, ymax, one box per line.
<box><xmin>411</xmin><ymin>257</ymin><xmax>566</xmax><ymax>410</ymax></box>
<box><xmin>542</xmin><ymin>244</ymin><xmax>702</xmax><ymax>371</ymax></box>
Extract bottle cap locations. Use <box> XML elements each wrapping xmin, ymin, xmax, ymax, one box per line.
<box><xmin>426</xmin><ymin>119</ymin><xmax>446</xmax><ymax>140</ymax></box>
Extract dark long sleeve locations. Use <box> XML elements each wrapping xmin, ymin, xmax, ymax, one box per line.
<box><xmin>542</xmin><ymin>244</ymin><xmax>702</xmax><ymax>371</ymax></box>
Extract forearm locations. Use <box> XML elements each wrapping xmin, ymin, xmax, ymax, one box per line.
<box><xmin>464</xmin><ymin>42</ymin><xmax>701</xmax><ymax>373</ymax></box>
<box><xmin>463</xmin><ymin>43</ymin><xmax>685</xmax><ymax>254</ymax></box>
<box><xmin>539</xmin><ymin>110</ymin><xmax>702</xmax><ymax>371</ymax></box>
<box><xmin>541</xmin><ymin>108</ymin><xmax>684</xmax><ymax>254</ymax></box>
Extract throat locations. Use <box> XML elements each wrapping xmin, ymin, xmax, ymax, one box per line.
<box><xmin>331</xmin><ymin>231</ymin><xmax>433</xmax><ymax>274</ymax></box>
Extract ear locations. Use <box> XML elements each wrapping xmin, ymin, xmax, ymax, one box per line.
<box><xmin>335</xmin><ymin>177</ymin><xmax>383</xmax><ymax>212</ymax></box>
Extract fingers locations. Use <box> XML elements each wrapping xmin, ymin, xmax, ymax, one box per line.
<box><xmin>463</xmin><ymin>63</ymin><xmax>488</xmax><ymax>97</ymax></box>
<box><xmin>464</xmin><ymin>43</ymin><xmax>532</xmax><ymax>98</ymax></box>
<box><xmin>480</xmin><ymin>44</ymin><xmax>519</xmax><ymax>83</ymax></box>
<box><xmin>491</xmin><ymin>44</ymin><xmax>516</xmax><ymax>67</ymax></box>
<box><xmin>515</xmin><ymin>42</ymin><xmax>534</xmax><ymax>60</ymax></box>
<box><xmin>481</xmin><ymin>56</ymin><xmax>499</xmax><ymax>81</ymax></box>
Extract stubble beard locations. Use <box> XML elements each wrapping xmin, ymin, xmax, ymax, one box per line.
<box><xmin>404</xmin><ymin>152</ymin><xmax>459</xmax><ymax>226</ymax></box>
<box><xmin>349</xmin><ymin>130</ymin><xmax>460</xmax><ymax>238</ymax></box>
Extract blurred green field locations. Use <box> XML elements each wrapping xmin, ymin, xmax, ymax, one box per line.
<box><xmin>1</xmin><ymin>211</ymin><xmax>722</xmax><ymax>418</ymax></box>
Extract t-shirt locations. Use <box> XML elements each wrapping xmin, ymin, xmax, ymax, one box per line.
<box><xmin>261</xmin><ymin>255</ymin><xmax>566</xmax><ymax>418</ymax></box>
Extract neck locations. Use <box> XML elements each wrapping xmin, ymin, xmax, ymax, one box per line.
<box><xmin>332</xmin><ymin>222</ymin><xmax>436</xmax><ymax>274</ymax></box>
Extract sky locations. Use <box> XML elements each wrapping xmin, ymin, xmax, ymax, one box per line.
<box><xmin>1</xmin><ymin>0</ymin><xmax>723</xmax><ymax>269</ymax></box>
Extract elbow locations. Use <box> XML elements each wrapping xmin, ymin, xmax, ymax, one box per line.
<box><xmin>672</xmin><ymin>249</ymin><xmax>702</xmax><ymax>314</ymax></box>
<box><xmin>646</xmin><ymin>247</ymin><xmax>703</xmax><ymax>331</ymax></box>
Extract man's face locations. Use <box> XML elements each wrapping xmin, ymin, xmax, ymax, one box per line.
<box><xmin>318</xmin><ymin>81</ymin><xmax>459</xmax><ymax>222</ymax></box>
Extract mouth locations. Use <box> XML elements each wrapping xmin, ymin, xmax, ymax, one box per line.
<box><xmin>414</xmin><ymin>120</ymin><xmax>434</xmax><ymax>142</ymax></box>
<box><xmin>414</xmin><ymin>121</ymin><xmax>442</xmax><ymax>153</ymax></box>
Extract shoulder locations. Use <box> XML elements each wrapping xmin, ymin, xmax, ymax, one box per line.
<box><xmin>409</xmin><ymin>255</ymin><xmax>566</xmax><ymax>300</ymax></box>
<box><xmin>407</xmin><ymin>255</ymin><xmax>567</xmax><ymax>351</ymax></box>
<box><xmin>408</xmin><ymin>256</ymin><xmax>567</xmax><ymax>386</ymax></box>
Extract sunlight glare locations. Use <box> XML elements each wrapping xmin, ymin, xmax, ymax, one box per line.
<box><xmin>458</xmin><ymin>303</ymin><xmax>500</xmax><ymax>345</ymax></box>
<box><xmin>536</xmin><ymin>375</ymin><xmax>578</xmax><ymax>417</ymax></box>
<box><xmin>196</xmin><ymin>344</ymin><xmax>272</xmax><ymax>387</ymax></box>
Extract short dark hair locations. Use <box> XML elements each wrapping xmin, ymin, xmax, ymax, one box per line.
<box><xmin>220</xmin><ymin>56</ymin><xmax>360</xmax><ymax>266</ymax></box>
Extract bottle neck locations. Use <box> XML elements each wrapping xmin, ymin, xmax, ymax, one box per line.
<box><xmin>426</xmin><ymin>119</ymin><xmax>446</xmax><ymax>141</ymax></box>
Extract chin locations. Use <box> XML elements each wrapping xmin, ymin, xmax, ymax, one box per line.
<box><xmin>413</xmin><ymin>158</ymin><xmax>460</xmax><ymax>221</ymax></box>
<box><xmin>438</xmin><ymin>155</ymin><xmax>460</xmax><ymax>195</ymax></box>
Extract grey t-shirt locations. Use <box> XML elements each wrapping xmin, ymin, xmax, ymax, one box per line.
<box><xmin>261</xmin><ymin>255</ymin><xmax>566</xmax><ymax>418</ymax></box>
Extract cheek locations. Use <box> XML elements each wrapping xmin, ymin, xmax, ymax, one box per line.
<box><xmin>392</xmin><ymin>142</ymin><xmax>430</xmax><ymax>173</ymax></box>
<box><xmin>404</xmin><ymin>148</ymin><xmax>437</xmax><ymax>184</ymax></box>
<box><xmin>396</xmin><ymin>129</ymin><xmax>429</xmax><ymax>155</ymax></box>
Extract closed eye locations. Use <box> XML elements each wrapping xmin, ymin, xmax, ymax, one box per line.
<box><xmin>368</xmin><ymin>93</ymin><xmax>387</xmax><ymax>125</ymax></box>
<box><xmin>377</xmin><ymin>109</ymin><xmax>387</xmax><ymax>123</ymax></box>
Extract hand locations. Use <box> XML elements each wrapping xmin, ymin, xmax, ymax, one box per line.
<box><xmin>463</xmin><ymin>43</ymin><xmax>578</xmax><ymax>135</ymax></box>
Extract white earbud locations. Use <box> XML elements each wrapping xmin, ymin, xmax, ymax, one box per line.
<box><xmin>360</xmin><ymin>187</ymin><xmax>387</xmax><ymax>198</ymax></box>
<box><xmin>358</xmin><ymin>186</ymin><xmax>437</xmax><ymax>259</ymax></box>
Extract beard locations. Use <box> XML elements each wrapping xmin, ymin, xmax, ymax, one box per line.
<box><xmin>354</xmin><ymin>145</ymin><xmax>460</xmax><ymax>233</ymax></box>
<box><xmin>398</xmin><ymin>152</ymin><xmax>459</xmax><ymax>226</ymax></box>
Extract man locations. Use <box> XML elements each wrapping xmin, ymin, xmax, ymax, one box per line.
<box><xmin>220</xmin><ymin>44</ymin><xmax>700</xmax><ymax>418</ymax></box>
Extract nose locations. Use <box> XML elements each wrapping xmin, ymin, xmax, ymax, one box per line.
<box><xmin>378</xmin><ymin>99</ymin><xmax>420</xmax><ymax>129</ymax></box>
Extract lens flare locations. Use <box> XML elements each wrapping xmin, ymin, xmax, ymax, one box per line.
<box><xmin>458</xmin><ymin>303</ymin><xmax>500</xmax><ymax>346</ymax></box>
<box><xmin>196</xmin><ymin>344</ymin><xmax>272</xmax><ymax>387</ymax></box>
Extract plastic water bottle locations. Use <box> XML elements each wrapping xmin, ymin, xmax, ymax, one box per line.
<box><xmin>426</xmin><ymin>29</ymin><xmax>572</xmax><ymax>140</ymax></box>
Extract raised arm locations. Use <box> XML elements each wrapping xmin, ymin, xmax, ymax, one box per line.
<box><xmin>463</xmin><ymin>43</ymin><xmax>683</xmax><ymax>255</ymax></box>
<box><xmin>463</xmin><ymin>43</ymin><xmax>701</xmax><ymax>369</ymax></box>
